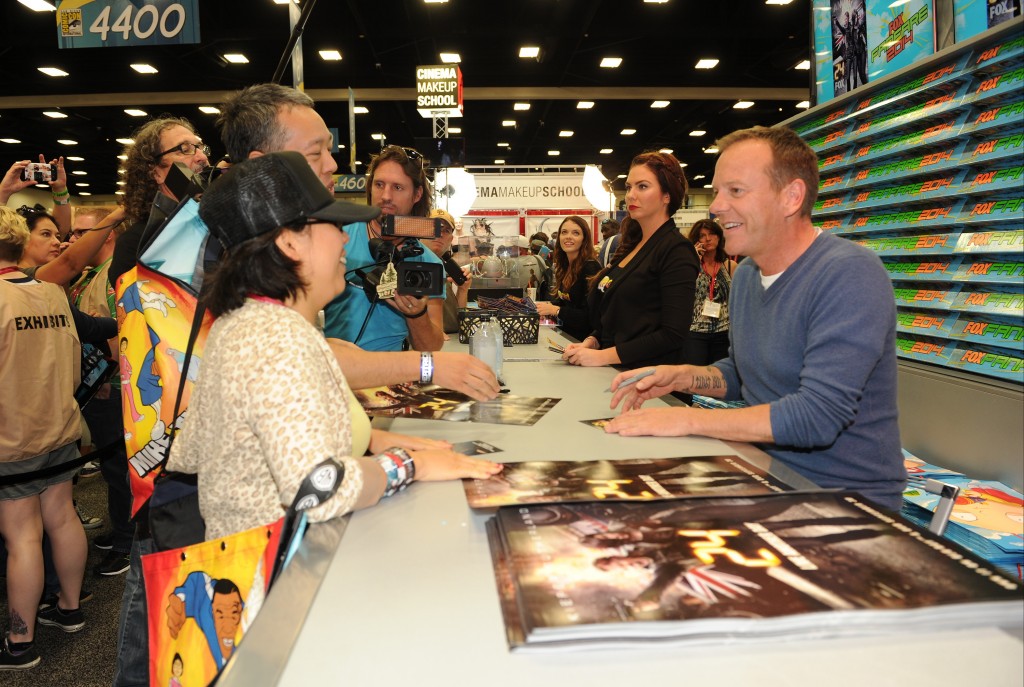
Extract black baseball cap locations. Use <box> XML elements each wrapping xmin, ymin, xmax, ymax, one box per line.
<box><xmin>199</xmin><ymin>150</ymin><xmax>380</xmax><ymax>249</ymax></box>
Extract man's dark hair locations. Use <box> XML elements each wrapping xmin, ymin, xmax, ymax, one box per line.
<box><xmin>217</xmin><ymin>84</ymin><xmax>316</xmax><ymax>162</ymax></box>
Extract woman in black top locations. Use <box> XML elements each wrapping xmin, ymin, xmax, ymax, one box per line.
<box><xmin>564</xmin><ymin>151</ymin><xmax>698</xmax><ymax>368</ymax></box>
<box><xmin>535</xmin><ymin>215</ymin><xmax>601</xmax><ymax>341</ymax></box>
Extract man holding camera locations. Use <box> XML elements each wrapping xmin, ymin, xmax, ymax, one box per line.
<box><xmin>321</xmin><ymin>144</ymin><xmax>446</xmax><ymax>352</ymax></box>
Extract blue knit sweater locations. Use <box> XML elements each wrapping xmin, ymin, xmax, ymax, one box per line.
<box><xmin>714</xmin><ymin>233</ymin><xmax>905</xmax><ymax>509</ymax></box>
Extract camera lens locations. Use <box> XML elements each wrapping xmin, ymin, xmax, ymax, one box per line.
<box><xmin>405</xmin><ymin>271</ymin><xmax>428</xmax><ymax>288</ymax></box>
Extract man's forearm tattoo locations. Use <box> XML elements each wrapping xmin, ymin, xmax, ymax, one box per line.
<box><xmin>691</xmin><ymin>373</ymin><xmax>725</xmax><ymax>391</ymax></box>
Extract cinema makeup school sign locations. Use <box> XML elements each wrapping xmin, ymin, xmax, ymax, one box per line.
<box><xmin>470</xmin><ymin>174</ymin><xmax>590</xmax><ymax>211</ymax></box>
<box><xmin>416</xmin><ymin>64</ymin><xmax>464</xmax><ymax>118</ymax></box>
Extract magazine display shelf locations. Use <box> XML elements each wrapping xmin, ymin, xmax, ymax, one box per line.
<box><xmin>784</xmin><ymin>17</ymin><xmax>1023</xmax><ymax>384</ymax></box>
<box><xmin>780</xmin><ymin>18</ymin><xmax>1023</xmax><ymax>490</ymax></box>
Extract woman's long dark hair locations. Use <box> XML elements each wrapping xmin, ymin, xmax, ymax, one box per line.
<box><xmin>201</xmin><ymin>224</ymin><xmax>307</xmax><ymax>317</ymax></box>
<box><xmin>552</xmin><ymin>215</ymin><xmax>597</xmax><ymax>295</ymax></box>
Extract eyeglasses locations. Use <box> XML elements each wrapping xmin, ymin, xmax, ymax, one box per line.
<box><xmin>16</xmin><ymin>204</ymin><xmax>46</xmax><ymax>218</ymax></box>
<box><xmin>382</xmin><ymin>145</ymin><xmax>425</xmax><ymax>168</ymax></box>
<box><xmin>156</xmin><ymin>141</ymin><xmax>211</xmax><ymax>160</ymax></box>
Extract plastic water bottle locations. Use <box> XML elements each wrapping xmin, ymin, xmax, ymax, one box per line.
<box><xmin>488</xmin><ymin>315</ymin><xmax>505</xmax><ymax>382</ymax></box>
<box><xmin>470</xmin><ymin>313</ymin><xmax>503</xmax><ymax>384</ymax></box>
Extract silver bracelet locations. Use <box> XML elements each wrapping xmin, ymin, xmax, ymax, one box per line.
<box><xmin>419</xmin><ymin>351</ymin><xmax>434</xmax><ymax>384</ymax></box>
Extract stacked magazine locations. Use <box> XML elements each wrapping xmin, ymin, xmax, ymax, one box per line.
<box><xmin>464</xmin><ymin>455</ymin><xmax>793</xmax><ymax>510</ymax></box>
<box><xmin>901</xmin><ymin>450</ymin><xmax>1023</xmax><ymax>579</ymax></box>
<box><xmin>486</xmin><ymin>491</ymin><xmax>1023</xmax><ymax>651</ymax></box>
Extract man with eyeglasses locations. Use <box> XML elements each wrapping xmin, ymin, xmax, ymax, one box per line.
<box><xmin>321</xmin><ymin>144</ymin><xmax>447</xmax><ymax>353</ymax></box>
<box><xmin>108</xmin><ymin>117</ymin><xmax>210</xmax><ymax>289</ymax></box>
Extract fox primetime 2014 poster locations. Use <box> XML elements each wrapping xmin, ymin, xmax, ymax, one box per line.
<box><xmin>814</xmin><ymin>0</ymin><xmax>936</xmax><ymax>103</ymax></box>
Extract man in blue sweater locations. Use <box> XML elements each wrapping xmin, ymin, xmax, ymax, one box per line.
<box><xmin>606</xmin><ymin>125</ymin><xmax>905</xmax><ymax>510</ymax></box>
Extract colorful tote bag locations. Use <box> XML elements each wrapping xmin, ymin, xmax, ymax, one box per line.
<box><xmin>142</xmin><ymin>519</ymin><xmax>284</xmax><ymax>687</ymax></box>
<box><xmin>114</xmin><ymin>198</ymin><xmax>216</xmax><ymax>516</ymax></box>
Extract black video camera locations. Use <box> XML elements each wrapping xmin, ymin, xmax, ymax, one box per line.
<box><xmin>397</xmin><ymin>262</ymin><xmax>445</xmax><ymax>297</ymax></box>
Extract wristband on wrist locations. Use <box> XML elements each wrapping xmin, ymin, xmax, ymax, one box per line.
<box><xmin>419</xmin><ymin>351</ymin><xmax>434</xmax><ymax>384</ymax></box>
<box><xmin>374</xmin><ymin>447</ymin><xmax>416</xmax><ymax>497</ymax></box>
<box><xmin>51</xmin><ymin>189</ymin><xmax>69</xmax><ymax>197</ymax></box>
<box><xmin>404</xmin><ymin>305</ymin><xmax>428</xmax><ymax>319</ymax></box>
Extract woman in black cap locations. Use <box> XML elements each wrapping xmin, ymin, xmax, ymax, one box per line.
<box><xmin>166</xmin><ymin>151</ymin><xmax>501</xmax><ymax>542</ymax></box>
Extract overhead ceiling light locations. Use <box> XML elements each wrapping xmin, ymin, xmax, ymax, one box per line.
<box><xmin>703</xmin><ymin>184</ymin><xmax>713</xmax><ymax>189</ymax></box>
<box><xmin>0</xmin><ymin>138</ymin><xmax>21</xmax><ymax>144</ymax></box>
<box><xmin>38</xmin><ymin>67</ymin><xmax>68</xmax><ymax>77</ymax></box>
<box><xmin>693</xmin><ymin>174</ymin><xmax>706</xmax><ymax>180</ymax></box>
<box><xmin>124</xmin><ymin>108</ymin><xmax>147</xmax><ymax>117</ymax></box>
<box><xmin>660</xmin><ymin>148</ymin><xmax>674</xmax><ymax>154</ymax></box>
<box><xmin>695</xmin><ymin>59</ymin><xmax>719</xmax><ymax>69</ymax></box>
<box><xmin>497</xmin><ymin>142</ymin><xmax>510</xmax><ymax>147</ymax></box>
<box><xmin>513</xmin><ymin>103</ymin><xmax>530</xmax><ymax>111</ymax></box>
<box><xmin>319</xmin><ymin>50</ymin><xmax>342</xmax><ymax>61</ymax></box>
<box><xmin>794</xmin><ymin>59</ymin><xmax>811</xmax><ymax>70</ymax></box>
<box><xmin>199</xmin><ymin>106</ymin><xmax>220</xmax><ymax>114</ymax></box>
<box><xmin>117</xmin><ymin>156</ymin><xmax>128</xmax><ymax>161</ymax></box>
<box><xmin>766</xmin><ymin>0</ymin><xmax>793</xmax><ymax>4</ymax></box>
<box><xmin>620</xmin><ymin>128</ymin><xmax>636</xmax><ymax>135</ymax></box>
<box><xmin>643</xmin><ymin>0</ymin><xmax>669</xmax><ymax>3</ymax></box>
<box><xmin>704</xmin><ymin>146</ymin><xmax>720</xmax><ymax>154</ymax></box>
<box><xmin>354</xmin><ymin>106</ymin><xmax>369</xmax><ymax>114</ymax></box>
<box><xmin>72</xmin><ymin>170</ymin><xmax>87</xmax><ymax>176</ymax></box>
<box><xmin>448</xmin><ymin>127</ymin><xmax>461</xmax><ymax>134</ymax></box>
<box><xmin>559</xmin><ymin>130</ymin><xmax>574</xmax><ymax>137</ymax></box>
<box><xmin>272</xmin><ymin>0</ymin><xmax>298</xmax><ymax>4</ymax></box>
<box><xmin>116</xmin><ymin>181</ymin><xmax>126</xmax><ymax>186</ymax></box>
<box><xmin>689</xmin><ymin>130</ymin><xmax>706</xmax><ymax>136</ymax></box>
<box><xmin>599</xmin><ymin>148</ymin><xmax>613</xmax><ymax>154</ymax></box>
<box><xmin>130</xmin><ymin>63</ymin><xmax>158</xmax><ymax>74</ymax></box>
<box><xmin>43</xmin><ymin>111</ymin><xmax>68</xmax><ymax>119</ymax></box>
<box><xmin>494</xmin><ymin>159</ymin><xmax>506</xmax><ymax>164</ymax></box>
<box><xmin>18</xmin><ymin>0</ymin><xmax>55</xmax><ymax>11</ymax></box>
<box><xmin>66</xmin><ymin>156</ymin><xmax>84</xmax><ymax>161</ymax></box>
<box><xmin>733</xmin><ymin>101</ymin><xmax>755</xmax><ymax>109</ymax></box>
<box><xmin>616</xmin><ymin>174</ymin><xmax>626</xmax><ymax>179</ymax></box>
<box><xmin>116</xmin><ymin>138</ymin><xmax>134</xmax><ymax>145</ymax></box>
<box><xmin>796</xmin><ymin>100</ymin><xmax>811</xmax><ymax>108</ymax></box>
<box><xmin>115</xmin><ymin>190</ymin><xmax>125</xmax><ymax>195</ymax></box>
<box><xmin>651</xmin><ymin>100</ymin><xmax>670</xmax><ymax>108</ymax></box>
<box><xmin>502</xmin><ymin>120</ymin><xmax>516</xmax><ymax>127</ymax></box>
<box><xmin>75</xmin><ymin>183</ymin><xmax>89</xmax><ymax>187</ymax></box>
<box><xmin>547</xmin><ymin>150</ymin><xmax>560</xmax><ymax>156</ymax></box>
<box><xmin>600</xmin><ymin>57</ymin><xmax>622</xmax><ymax>68</ymax></box>
<box><xmin>577</xmin><ymin>101</ymin><xmax>594</xmax><ymax>109</ymax></box>
<box><xmin>370</xmin><ymin>133</ymin><xmax>385</xmax><ymax>140</ymax></box>
<box><xmin>519</xmin><ymin>46</ymin><xmax>540</xmax><ymax>58</ymax></box>
<box><xmin>57</xmin><ymin>139</ymin><xmax>78</xmax><ymax>145</ymax></box>
<box><xmin>222</xmin><ymin>54</ymin><xmax>249</xmax><ymax>64</ymax></box>
<box><xmin>424</xmin><ymin>0</ymin><xmax>449</xmax><ymax>3</ymax></box>
<box><xmin>78</xmin><ymin>192</ymin><xmax>91</xmax><ymax>196</ymax></box>
<box><xmin>440</xmin><ymin>52</ymin><xmax>461</xmax><ymax>63</ymax></box>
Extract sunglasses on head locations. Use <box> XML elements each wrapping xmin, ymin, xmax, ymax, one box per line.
<box><xmin>16</xmin><ymin>204</ymin><xmax>47</xmax><ymax>218</ymax></box>
<box><xmin>383</xmin><ymin>145</ymin><xmax>425</xmax><ymax>168</ymax></box>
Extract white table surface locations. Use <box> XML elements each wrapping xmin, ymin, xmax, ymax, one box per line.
<box><xmin>219</xmin><ymin>329</ymin><xmax>1024</xmax><ymax>686</ymax></box>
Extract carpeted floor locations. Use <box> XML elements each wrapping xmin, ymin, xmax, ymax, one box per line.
<box><xmin>0</xmin><ymin>470</ymin><xmax>123</xmax><ymax>686</ymax></box>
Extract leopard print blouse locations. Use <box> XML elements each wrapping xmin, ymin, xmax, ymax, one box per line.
<box><xmin>167</xmin><ymin>299</ymin><xmax>365</xmax><ymax>541</ymax></box>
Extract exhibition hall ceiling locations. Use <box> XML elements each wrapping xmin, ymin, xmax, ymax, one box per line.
<box><xmin>1</xmin><ymin>0</ymin><xmax>812</xmax><ymax>197</ymax></box>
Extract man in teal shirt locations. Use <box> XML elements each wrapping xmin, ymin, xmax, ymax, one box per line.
<box><xmin>323</xmin><ymin>145</ymin><xmax>445</xmax><ymax>351</ymax></box>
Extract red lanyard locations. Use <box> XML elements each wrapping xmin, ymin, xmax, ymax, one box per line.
<box><xmin>0</xmin><ymin>266</ymin><xmax>21</xmax><ymax>276</ymax></box>
<box><xmin>701</xmin><ymin>261</ymin><xmax>717</xmax><ymax>300</ymax></box>
<box><xmin>248</xmin><ymin>294</ymin><xmax>284</xmax><ymax>306</ymax></box>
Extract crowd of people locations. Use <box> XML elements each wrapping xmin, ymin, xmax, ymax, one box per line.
<box><xmin>0</xmin><ymin>81</ymin><xmax>904</xmax><ymax>677</ymax></box>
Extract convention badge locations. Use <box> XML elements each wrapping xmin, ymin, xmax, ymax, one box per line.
<box><xmin>377</xmin><ymin>261</ymin><xmax>398</xmax><ymax>300</ymax></box>
<box><xmin>701</xmin><ymin>299</ymin><xmax>722</xmax><ymax>318</ymax></box>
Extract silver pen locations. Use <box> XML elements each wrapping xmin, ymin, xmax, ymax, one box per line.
<box><xmin>606</xmin><ymin>368</ymin><xmax>655</xmax><ymax>393</ymax></box>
